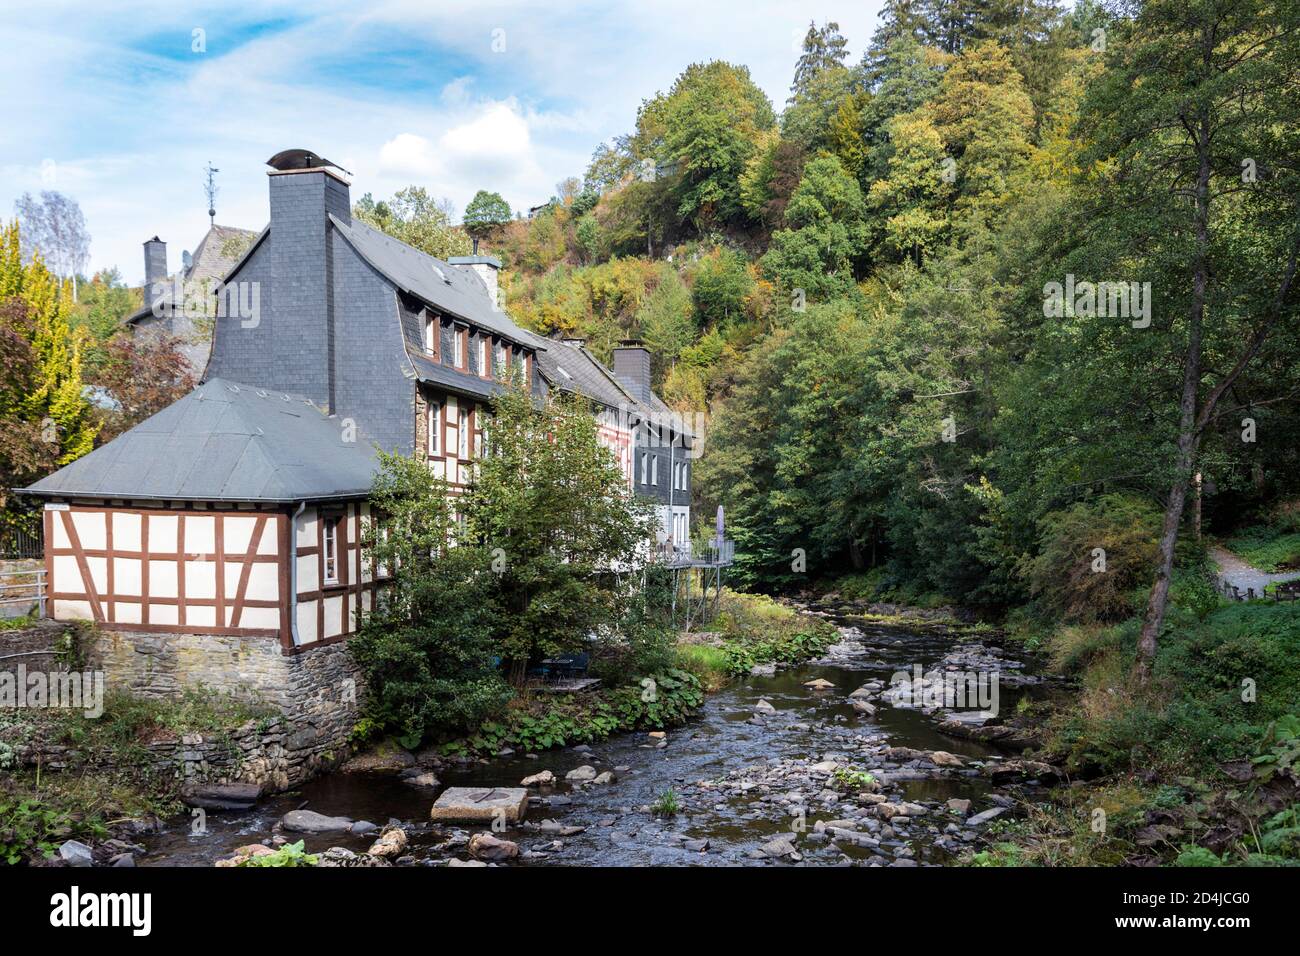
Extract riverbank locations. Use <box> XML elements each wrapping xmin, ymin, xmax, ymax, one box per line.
<box><xmin>137</xmin><ymin>605</ymin><xmax>1062</xmax><ymax>866</ymax></box>
<box><xmin>976</xmin><ymin>592</ymin><xmax>1300</xmax><ymax>866</ymax></box>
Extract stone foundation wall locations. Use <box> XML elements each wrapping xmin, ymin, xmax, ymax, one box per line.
<box><xmin>2</xmin><ymin>624</ymin><xmax>364</xmax><ymax>791</ymax></box>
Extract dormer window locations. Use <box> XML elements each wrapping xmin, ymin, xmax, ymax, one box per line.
<box><xmin>494</xmin><ymin>342</ymin><xmax>507</xmax><ymax>377</ymax></box>
<box><xmin>479</xmin><ymin>336</ymin><xmax>490</xmax><ymax>378</ymax></box>
<box><xmin>424</xmin><ymin>314</ymin><xmax>438</xmax><ymax>356</ymax></box>
<box><xmin>454</xmin><ymin>325</ymin><xmax>466</xmax><ymax>368</ymax></box>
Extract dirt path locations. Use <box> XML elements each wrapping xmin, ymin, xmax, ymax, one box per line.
<box><xmin>1209</xmin><ymin>545</ymin><xmax>1300</xmax><ymax>597</ymax></box>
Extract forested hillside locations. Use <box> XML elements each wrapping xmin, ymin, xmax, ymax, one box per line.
<box><xmin>470</xmin><ymin>1</ymin><xmax>1300</xmax><ymax>648</ymax></box>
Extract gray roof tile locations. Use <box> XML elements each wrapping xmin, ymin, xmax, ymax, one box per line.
<box><xmin>19</xmin><ymin>378</ymin><xmax>379</xmax><ymax>502</ymax></box>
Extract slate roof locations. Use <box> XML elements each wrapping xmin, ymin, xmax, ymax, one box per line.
<box><xmin>127</xmin><ymin>224</ymin><xmax>261</xmax><ymax>324</ymax></box>
<box><xmin>330</xmin><ymin>214</ymin><xmax>542</xmax><ymax>351</ymax></box>
<box><xmin>18</xmin><ymin>379</ymin><xmax>379</xmax><ymax>502</ymax></box>
<box><xmin>525</xmin><ymin>334</ymin><xmax>635</xmax><ymax>410</ymax></box>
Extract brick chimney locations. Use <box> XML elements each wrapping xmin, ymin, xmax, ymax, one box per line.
<box><xmin>143</xmin><ymin>237</ymin><xmax>167</xmax><ymax>312</ymax></box>
<box><xmin>448</xmin><ymin>254</ymin><xmax>500</xmax><ymax>306</ymax></box>
<box><xmin>612</xmin><ymin>339</ymin><xmax>652</xmax><ymax>404</ymax></box>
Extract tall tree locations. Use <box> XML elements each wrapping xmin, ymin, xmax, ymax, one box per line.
<box><xmin>791</xmin><ymin>20</ymin><xmax>851</xmax><ymax>99</ymax></box>
<box><xmin>353</xmin><ymin>187</ymin><xmax>470</xmax><ymax>260</ymax></box>
<box><xmin>0</xmin><ymin>219</ymin><xmax>96</xmax><ymax>468</ymax></box>
<box><xmin>1077</xmin><ymin>0</ymin><xmax>1300</xmax><ymax>678</ymax></box>
<box><xmin>656</xmin><ymin>61</ymin><xmax>777</xmax><ymax>230</ymax></box>
<box><xmin>463</xmin><ymin>190</ymin><xmax>513</xmax><ymax>250</ymax></box>
<box><xmin>14</xmin><ymin>191</ymin><xmax>90</xmax><ymax>302</ymax></box>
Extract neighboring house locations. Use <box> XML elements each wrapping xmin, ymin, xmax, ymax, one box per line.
<box><xmin>125</xmin><ymin>223</ymin><xmax>259</xmax><ymax>375</ymax></box>
<box><xmin>18</xmin><ymin>149</ymin><xmax>689</xmax><ymax>728</ymax></box>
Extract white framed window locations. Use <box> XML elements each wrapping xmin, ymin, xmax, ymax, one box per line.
<box><xmin>458</xmin><ymin>407</ymin><xmax>469</xmax><ymax>458</ymax></box>
<box><xmin>479</xmin><ymin>337</ymin><xmax>489</xmax><ymax>376</ymax></box>
<box><xmin>651</xmin><ymin>456</ymin><xmax>658</xmax><ymax>486</ymax></box>
<box><xmin>639</xmin><ymin>452</ymin><xmax>648</xmax><ymax>485</ymax></box>
<box><xmin>323</xmin><ymin>517</ymin><xmax>340</xmax><ymax>585</ymax></box>
<box><xmin>427</xmin><ymin>400</ymin><xmax>441</xmax><ymax>455</ymax></box>
<box><xmin>424</xmin><ymin>315</ymin><xmax>437</xmax><ymax>355</ymax></box>
<box><xmin>454</xmin><ymin>326</ymin><xmax>465</xmax><ymax>368</ymax></box>
<box><xmin>495</xmin><ymin>341</ymin><xmax>506</xmax><ymax>376</ymax></box>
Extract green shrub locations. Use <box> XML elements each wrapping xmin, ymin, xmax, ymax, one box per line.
<box><xmin>1024</xmin><ymin>494</ymin><xmax>1161</xmax><ymax>624</ymax></box>
<box><xmin>442</xmin><ymin>669</ymin><xmax>704</xmax><ymax>756</ymax></box>
<box><xmin>0</xmin><ymin>798</ymin><xmax>81</xmax><ymax>865</ymax></box>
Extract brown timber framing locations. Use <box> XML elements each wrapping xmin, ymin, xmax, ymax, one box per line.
<box><xmin>42</xmin><ymin>502</ymin><xmax>292</xmax><ymax>647</ymax></box>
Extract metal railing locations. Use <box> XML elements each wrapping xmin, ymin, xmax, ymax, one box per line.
<box><xmin>654</xmin><ymin>538</ymin><xmax>734</xmax><ymax>568</ymax></box>
<box><xmin>0</xmin><ymin>568</ymin><xmax>46</xmax><ymax>620</ymax></box>
<box><xmin>0</xmin><ymin>526</ymin><xmax>43</xmax><ymax>560</ymax></box>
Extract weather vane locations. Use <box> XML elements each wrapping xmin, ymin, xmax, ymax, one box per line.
<box><xmin>204</xmin><ymin>161</ymin><xmax>220</xmax><ymax>225</ymax></box>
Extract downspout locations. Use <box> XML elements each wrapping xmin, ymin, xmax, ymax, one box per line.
<box><xmin>289</xmin><ymin>500</ymin><xmax>306</xmax><ymax>647</ymax></box>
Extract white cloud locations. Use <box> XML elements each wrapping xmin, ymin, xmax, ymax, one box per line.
<box><xmin>0</xmin><ymin>0</ymin><xmax>887</xmax><ymax>280</ymax></box>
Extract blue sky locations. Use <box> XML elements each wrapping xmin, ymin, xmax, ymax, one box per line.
<box><xmin>0</xmin><ymin>1</ymin><xmax>885</xmax><ymax>283</ymax></box>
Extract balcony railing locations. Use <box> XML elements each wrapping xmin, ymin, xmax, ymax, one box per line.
<box><xmin>654</xmin><ymin>538</ymin><xmax>734</xmax><ymax>568</ymax></box>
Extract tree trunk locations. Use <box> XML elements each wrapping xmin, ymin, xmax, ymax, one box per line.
<box><xmin>1134</xmin><ymin>106</ymin><xmax>1212</xmax><ymax>682</ymax></box>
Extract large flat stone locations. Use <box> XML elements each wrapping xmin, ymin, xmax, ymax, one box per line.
<box><xmin>430</xmin><ymin>787</ymin><xmax>530</xmax><ymax>823</ymax></box>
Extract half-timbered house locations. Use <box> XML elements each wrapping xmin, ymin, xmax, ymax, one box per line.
<box><xmin>19</xmin><ymin>149</ymin><xmax>690</xmax><ymax>738</ymax></box>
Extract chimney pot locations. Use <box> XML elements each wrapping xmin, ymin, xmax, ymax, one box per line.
<box><xmin>143</xmin><ymin>237</ymin><xmax>168</xmax><ymax>311</ymax></box>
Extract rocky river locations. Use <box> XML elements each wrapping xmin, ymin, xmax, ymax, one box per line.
<box><xmin>140</xmin><ymin>605</ymin><xmax>1067</xmax><ymax>867</ymax></box>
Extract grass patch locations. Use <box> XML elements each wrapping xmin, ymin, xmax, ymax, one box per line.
<box><xmin>0</xmin><ymin>687</ymin><xmax>278</xmax><ymax>864</ymax></box>
<box><xmin>1225</xmin><ymin>526</ymin><xmax>1300</xmax><ymax>572</ymax></box>
<box><xmin>683</xmin><ymin>590</ymin><xmax>838</xmax><ymax>684</ymax></box>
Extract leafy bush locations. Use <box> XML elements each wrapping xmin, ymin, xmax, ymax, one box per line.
<box><xmin>238</xmin><ymin>840</ymin><xmax>318</xmax><ymax>867</ymax></box>
<box><xmin>0</xmin><ymin>798</ymin><xmax>78</xmax><ymax>865</ymax></box>
<box><xmin>442</xmin><ymin>669</ymin><xmax>704</xmax><ymax>756</ymax></box>
<box><xmin>1024</xmin><ymin>494</ymin><xmax>1161</xmax><ymax>624</ymax></box>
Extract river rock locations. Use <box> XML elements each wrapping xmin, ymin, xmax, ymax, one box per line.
<box><xmin>967</xmin><ymin>807</ymin><xmax>1007</xmax><ymax>826</ymax></box>
<box><xmin>282</xmin><ymin>810</ymin><xmax>354</xmax><ymax>834</ymax></box>
<box><xmin>59</xmin><ymin>840</ymin><xmax>94</xmax><ymax>867</ymax></box>
<box><xmin>540</xmin><ymin>820</ymin><xmax>586</xmax><ymax>836</ymax></box>
<box><xmin>521</xmin><ymin>770</ymin><xmax>555</xmax><ymax>787</ymax></box>
<box><xmin>985</xmin><ymin>759</ymin><xmax>1061</xmax><ymax>784</ymax></box>
<box><xmin>404</xmin><ymin>772</ymin><xmax>440</xmax><ymax>788</ymax></box>
<box><xmin>367</xmin><ymin>827</ymin><xmax>409</xmax><ymax>859</ymax></box>
<box><xmin>648</xmin><ymin>731</ymin><xmax>666</xmax><ymax>739</ymax></box>
<box><xmin>848</xmin><ymin>685</ymin><xmax>874</xmax><ymax>700</ymax></box>
<box><xmin>469</xmin><ymin>832</ymin><xmax>519</xmax><ymax>862</ymax></box>
<box><xmin>761</xmin><ymin>836</ymin><xmax>799</xmax><ymax>859</ymax></box>
<box><xmin>946</xmin><ymin>798</ymin><xmax>971</xmax><ymax>815</ymax></box>
<box><xmin>430</xmin><ymin>787</ymin><xmax>530</xmax><ymax>823</ymax></box>
<box><xmin>851</xmin><ymin>700</ymin><xmax>876</xmax><ymax>715</ymax></box>
<box><xmin>810</xmin><ymin>760</ymin><xmax>840</xmax><ymax>773</ymax></box>
<box><xmin>566</xmin><ymin>765</ymin><xmax>597</xmax><ymax>783</ymax></box>
<box><xmin>804</xmin><ymin>678</ymin><xmax>835</xmax><ymax>690</ymax></box>
<box><xmin>181</xmin><ymin>782</ymin><xmax>263</xmax><ymax>811</ymax></box>
<box><xmin>876</xmin><ymin>802</ymin><xmax>928</xmax><ymax>820</ymax></box>
<box><xmin>350</xmin><ymin>820</ymin><xmax>379</xmax><ymax>835</ymax></box>
<box><xmin>753</xmin><ymin>699</ymin><xmax>776</xmax><ymax>714</ymax></box>
<box><xmin>750</xmin><ymin>664</ymin><xmax>777</xmax><ymax>677</ymax></box>
<box><xmin>930</xmin><ymin>751</ymin><xmax>964</xmax><ymax>768</ymax></box>
<box><xmin>593</xmin><ymin>771</ymin><xmax>617</xmax><ymax>785</ymax></box>
<box><xmin>340</xmin><ymin>740</ymin><xmax>417</xmax><ymax>773</ymax></box>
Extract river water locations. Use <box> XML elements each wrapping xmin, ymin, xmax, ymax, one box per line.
<box><xmin>142</xmin><ymin>607</ymin><xmax>1057</xmax><ymax>866</ymax></box>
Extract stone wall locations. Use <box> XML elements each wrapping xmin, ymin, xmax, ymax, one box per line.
<box><xmin>2</xmin><ymin>623</ymin><xmax>364</xmax><ymax>791</ymax></box>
